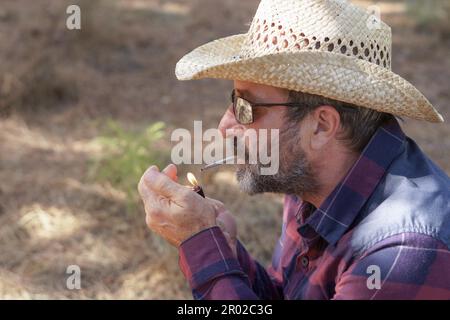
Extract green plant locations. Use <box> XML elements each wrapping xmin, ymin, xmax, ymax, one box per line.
<box><xmin>90</xmin><ymin>120</ymin><xmax>169</xmax><ymax>212</ymax></box>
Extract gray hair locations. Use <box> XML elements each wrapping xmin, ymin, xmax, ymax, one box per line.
<box><xmin>285</xmin><ymin>90</ymin><xmax>395</xmax><ymax>152</ymax></box>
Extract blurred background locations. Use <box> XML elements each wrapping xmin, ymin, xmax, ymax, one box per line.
<box><xmin>0</xmin><ymin>0</ymin><xmax>448</xmax><ymax>299</ymax></box>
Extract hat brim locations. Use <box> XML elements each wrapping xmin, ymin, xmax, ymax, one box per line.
<box><xmin>176</xmin><ymin>34</ymin><xmax>444</xmax><ymax>123</ymax></box>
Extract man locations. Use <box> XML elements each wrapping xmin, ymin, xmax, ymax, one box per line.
<box><xmin>138</xmin><ymin>0</ymin><xmax>450</xmax><ymax>299</ymax></box>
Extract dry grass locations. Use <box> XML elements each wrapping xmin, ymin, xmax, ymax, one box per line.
<box><xmin>0</xmin><ymin>0</ymin><xmax>448</xmax><ymax>299</ymax></box>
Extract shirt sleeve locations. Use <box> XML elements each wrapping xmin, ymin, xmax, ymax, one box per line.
<box><xmin>333</xmin><ymin>233</ymin><xmax>450</xmax><ymax>300</ymax></box>
<box><xmin>178</xmin><ymin>226</ymin><xmax>283</xmax><ymax>300</ymax></box>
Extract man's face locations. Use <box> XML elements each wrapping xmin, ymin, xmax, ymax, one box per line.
<box><xmin>218</xmin><ymin>80</ymin><xmax>318</xmax><ymax>196</ymax></box>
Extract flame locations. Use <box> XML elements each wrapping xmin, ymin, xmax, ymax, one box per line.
<box><xmin>187</xmin><ymin>172</ymin><xmax>199</xmax><ymax>187</ymax></box>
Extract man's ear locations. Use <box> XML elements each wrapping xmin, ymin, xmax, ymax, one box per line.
<box><xmin>308</xmin><ymin>105</ymin><xmax>341</xmax><ymax>151</ymax></box>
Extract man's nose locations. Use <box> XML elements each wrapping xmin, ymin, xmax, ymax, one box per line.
<box><xmin>218</xmin><ymin>105</ymin><xmax>241</xmax><ymax>138</ymax></box>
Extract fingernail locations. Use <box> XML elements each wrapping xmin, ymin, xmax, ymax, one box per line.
<box><xmin>163</xmin><ymin>164</ymin><xmax>173</xmax><ymax>172</ymax></box>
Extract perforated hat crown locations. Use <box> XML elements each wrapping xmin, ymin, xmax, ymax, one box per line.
<box><xmin>240</xmin><ymin>0</ymin><xmax>391</xmax><ymax>68</ymax></box>
<box><xmin>176</xmin><ymin>0</ymin><xmax>444</xmax><ymax>123</ymax></box>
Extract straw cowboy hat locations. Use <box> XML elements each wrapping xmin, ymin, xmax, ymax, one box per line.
<box><xmin>175</xmin><ymin>0</ymin><xmax>444</xmax><ymax>123</ymax></box>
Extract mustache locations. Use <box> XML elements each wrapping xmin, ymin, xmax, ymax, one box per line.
<box><xmin>232</xmin><ymin>137</ymin><xmax>275</xmax><ymax>168</ymax></box>
<box><xmin>232</xmin><ymin>136</ymin><xmax>253</xmax><ymax>164</ymax></box>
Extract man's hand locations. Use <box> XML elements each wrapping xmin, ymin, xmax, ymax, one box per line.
<box><xmin>138</xmin><ymin>164</ymin><xmax>217</xmax><ymax>247</ymax></box>
<box><xmin>206</xmin><ymin>198</ymin><xmax>238</xmax><ymax>258</ymax></box>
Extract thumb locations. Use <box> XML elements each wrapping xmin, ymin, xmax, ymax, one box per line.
<box><xmin>162</xmin><ymin>164</ymin><xmax>178</xmax><ymax>182</ymax></box>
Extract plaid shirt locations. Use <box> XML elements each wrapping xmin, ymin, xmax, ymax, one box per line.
<box><xmin>178</xmin><ymin>119</ymin><xmax>450</xmax><ymax>300</ymax></box>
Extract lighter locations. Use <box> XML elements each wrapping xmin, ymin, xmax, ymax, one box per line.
<box><xmin>187</xmin><ymin>172</ymin><xmax>205</xmax><ymax>198</ymax></box>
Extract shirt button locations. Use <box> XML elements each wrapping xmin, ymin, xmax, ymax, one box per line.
<box><xmin>301</xmin><ymin>256</ymin><xmax>309</xmax><ymax>268</ymax></box>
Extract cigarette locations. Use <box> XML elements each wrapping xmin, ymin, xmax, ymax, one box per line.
<box><xmin>200</xmin><ymin>156</ymin><xmax>236</xmax><ymax>171</ymax></box>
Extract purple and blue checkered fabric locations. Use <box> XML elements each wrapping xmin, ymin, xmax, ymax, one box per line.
<box><xmin>179</xmin><ymin>119</ymin><xmax>450</xmax><ymax>299</ymax></box>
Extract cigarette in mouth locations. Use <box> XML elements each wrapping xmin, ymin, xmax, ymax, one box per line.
<box><xmin>200</xmin><ymin>156</ymin><xmax>237</xmax><ymax>172</ymax></box>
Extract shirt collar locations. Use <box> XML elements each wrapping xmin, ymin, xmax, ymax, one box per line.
<box><xmin>297</xmin><ymin>119</ymin><xmax>406</xmax><ymax>246</ymax></box>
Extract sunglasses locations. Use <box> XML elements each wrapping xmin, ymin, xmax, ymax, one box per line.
<box><xmin>230</xmin><ymin>89</ymin><xmax>302</xmax><ymax>125</ymax></box>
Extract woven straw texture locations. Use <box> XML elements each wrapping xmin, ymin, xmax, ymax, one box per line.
<box><xmin>176</xmin><ymin>0</ymin><xmax>444</xmax><ymax>123</ymax></box>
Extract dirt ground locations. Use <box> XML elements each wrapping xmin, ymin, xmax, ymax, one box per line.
<box><xmin>0</xmin><ymin>0</ymin><xmax>449</xmax><ymax>299</ymax></box>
